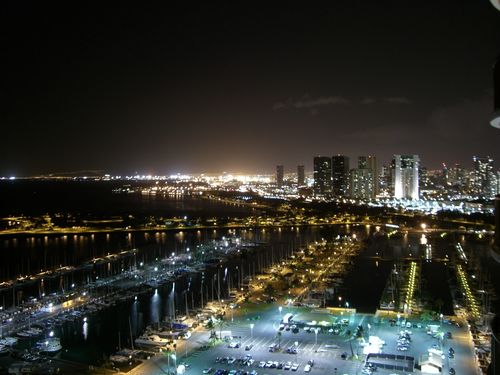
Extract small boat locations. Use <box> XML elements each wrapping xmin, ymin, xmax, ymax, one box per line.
<box><xmin>35</xmin><ymin>337</ymin><xmax>62</xmax><ymax>354</ymax></box>
<box><xmin>8</xmin><ymin>361</ymin><xmax>40</xmax><ymax>374</ymax></box>
<box><xmin>0</xmin><ymin>344</ymin><xmax>10</xmax><ymax>356</ymax></box>
<box><xmin>0</xmin><ymin>336</ymin><xmax>19</xmax><ymax>346</ymax></box>
<box><xmin>110</xmin><ymin>354</ymin><xmax>131</xmax><ymax>364</ymax></box>
<box><xmin>134</xmin><ymin>334</ymin><xmax>169</xmax><ymax>348</ymax></box>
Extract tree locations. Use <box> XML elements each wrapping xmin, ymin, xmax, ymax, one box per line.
<box><xmin>218</xmin><ymin>318</ymin><xmax>227</xmax><ymax>340</ymax></box>
<box><xmin>205</xmin><ymin>318</ymin><xmax>216</xmax><ymax>337</ymax></box>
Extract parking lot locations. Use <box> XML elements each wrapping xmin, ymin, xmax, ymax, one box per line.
<box><xmin>130</xmin><ymin>303</ymin><xmax>479</xmax><ymax>375</ymax></box>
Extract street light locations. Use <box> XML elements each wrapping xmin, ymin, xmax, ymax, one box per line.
<box><xmin>250</xmin><ymin>323</ymin><xmax>254</xmax><ymax>338</ymax></box>
<box><xmin>171</xmin><ymin>353</ymin><xmax>177</xmax><ymax>372</ymax></box>
<box><xmin>279</xmin><ymin>306</ymin><xmax>282</xmax><ymax>317</ymax></box>
<box><xmin>314</xmin><ymin>328</ymin><xmax>319</xmax><ymax>345</ymax></box>
<box><xmin>231</xmin><ymin>305</ymin><xmax>234</xmax><ymax>322</ymax></box>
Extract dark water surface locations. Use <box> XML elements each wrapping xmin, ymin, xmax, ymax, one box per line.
<box><xmin>0</xmin><ymin>182</ymin><xmax>493</xmax><ymax>365</ymax></box>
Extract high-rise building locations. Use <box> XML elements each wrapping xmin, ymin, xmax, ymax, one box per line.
<box><xmin>379</xmin><ymin>164</ymin><xmax>391</xmax><ymax>196</ymax></box>
<box><xmin>442</xmin><ymin>163</ymin><xmax>449</xmax><ymax>186</ymax></box>
<box><xmin>331</xmin><ymin>155</ymin><xmax>349</xmax><ymax>196</ymax></box>
<box><xmin>473</xmin><ymin>156</ymin><xmax>495</xmax><ymax>198</ymax></box>
<box><xmin>497</xmin><ymin>171</ymin><xmax>500</xmax><ymax>195</ymax></box>
<box><xmin>392</xmin><ymin>155</ymin><xmax>420</xmax><ymax>200</ymax></box>
<box><xmin>313</xmin><ymin>156</ymin><xmax>332</xmax><ymax>196</ymax></box>
<box><xmin>349</xmin><ymin>168</ymin><xmax>374</xmax><ymax>200</ymax></box>
<box><xmin>358</xmin><ymin>156</ymin><xmax>378</xmax><ymax>197</ymax></box>
<box><xmin>496</xmin><ymin>195</ymin><xmax>500</xmax><ymax>251</ymax></box>
<box><xmin>276</xmin><ymin>165</ymin><xmax>284</xmax><ymax>188</ymax></box>
<box><xmin>418</xmin><ymin>166</ymin><xmax>430</xmax><ymax>190</ymax></box>
<box><xmin>297</xmin><ymin>165</ymin><xmax>305</xmax><ymax>187</ymax></box>
<box><xmin>447</xmin><ymin>164</ymin><xmax>466</xmax><ymax>188</ymax></box>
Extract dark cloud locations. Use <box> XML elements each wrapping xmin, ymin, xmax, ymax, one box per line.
<box><xmin>274</xmin><ymin>95</ymin><xmax>414</xmax><ymax>111</ymax></box>
<box><xmin>272</xmin><ymin>95</ymin><xmax>350</xmax><ymax>111</ymax></box>
<box><xmin>360</xmin><ymin>97</ymin><xmax>376</xmax><ymax>105</ymax></box>
<box><xmin>384</xmin><ymin>97</ymin><xmax>413</xmax><ymax>104</ymax></box>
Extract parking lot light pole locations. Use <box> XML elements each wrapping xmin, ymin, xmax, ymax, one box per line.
<box><xmin>250</xmin><ymin>323</ymin><xmax>254</xmax><ymax>338</ymax></box>
<box><xmin>171</xmin><ymin>353</ymin><xmax>177</xmax><ymax>373</ymax></box>
<box><xmin>279</xmin><ymin>306</ymin><xmax>282</xmax><ymax>318</ymax></box>
<box><xmin>314</xmin><ymin>328</ymin><xmax>319</xmax><ymax>345</ymax></box>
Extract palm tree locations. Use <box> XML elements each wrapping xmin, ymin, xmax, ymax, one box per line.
<box><xmin>218</xmin><ymin>318</ymin><xmax>228</xmax><ymax>340</ymax></box>
<box><xmin>205</xmin><ymin>318</ymin><xmax>216</xmax><ymax>337</ymax></box>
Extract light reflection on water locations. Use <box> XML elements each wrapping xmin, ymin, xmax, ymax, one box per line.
<box><xmin>3</xmin><ymin>223</ymin><xmax>488</xmax><ymax>366</ymax></box>
<box><xmin>150</xmin><ymin>289</ymin><xmax>161</xmax><ymax>324</ymax></box>
<box><xmin>82</xmin><ymin>321</ymin><xmax>88</xmax><ymax>341</ymax></box>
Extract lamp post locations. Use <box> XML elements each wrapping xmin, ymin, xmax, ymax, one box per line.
<box><xmin>171</xmin><ymin>353</ymin><xmax>177</xmax><ymax>373</ymax></box>
<box><xmin>314</xmin><ymin>328</ymin><xmax>319</xmax><ymax>345</ymax></box>
<box><xmin>279</xmin><ymin>306</ymin><xmax>282</xmax><ymax>318</ymax></box>
<box><xmin>231</xmin><ymin>305</ymin><xmax>234</xmax><ymax>322</ymax></box>
<box><xmin>250</xmin><ymin>323</ymin><xmax>254</xmax><ymax>338</ymax></box>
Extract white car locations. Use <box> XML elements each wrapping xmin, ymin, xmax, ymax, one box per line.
<box><xmin>291</xmin><ymin>363</ymin><xmax>299</xmax><ymax>371</ymax></box>
<box><xmin>304</xmin><ymin>364</ymin><xmax>311</xmax><ymax>372</ymax></box>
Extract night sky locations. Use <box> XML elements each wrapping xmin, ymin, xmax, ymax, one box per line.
<box><xmin>2</xmin><ymin>2</ymin><xmax>500</xmax><ymax>176</ymax></box>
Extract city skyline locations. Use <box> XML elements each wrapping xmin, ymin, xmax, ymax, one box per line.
<box><xmin>1</xmin><ymin>152</ymin><xmax>499</xmax><ymax>178</ymax></box>
<box><xmin>2</xmin><ymin>2</ymin><xmax>500</xmax><ymax>175</ymax></box>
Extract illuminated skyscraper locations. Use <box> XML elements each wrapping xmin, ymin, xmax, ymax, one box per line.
<box><xmin>392</xmin><ymin>155</ymin><xmax>419</xmax><ymax>200</ymax></box>
<box><xmin>379</xmin><ymin>164</ymin><xmax>391</xmax><ymax>196</ymax></box>
<box><xmin>447</xmin><ymin>164</ymin><xmax>466</xmax><ymax>188</ymax></box>
<box><xmin>473</xmin><ymin>156</ymin><xmax>495</xmax><ymax>198</ymax></box>
<box><xmin>331</xmin><ymin>155</ymin><xmax>349</xmax><ymax>196</ymax></box>
<box><xmin>297</xmin><ymin>165</ymin><xmax>305</xmax><ymax>187</ymax></box>
<box><xmin>276</xmin><ymin>165</ymin><xmax>284</xmax><ymax>188</ymax></box>
<box><xmin>313</xmin><ymin>156</ymin><xmax>332</xmax><ymax>196</ymax></box>
<box><xmin>496</xmin><ymin>195</ymin><xmax>500</xmax><ymax>252</ymax></box>
<box><xmin>358</xmin><ymin>155</ymin><xmax>378</xmax><ymax>197</ymax></box>
<box><xmin>349</xmin><ymin>168</ymin><xmax>373</xmax><ymax>200</ymax></box>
